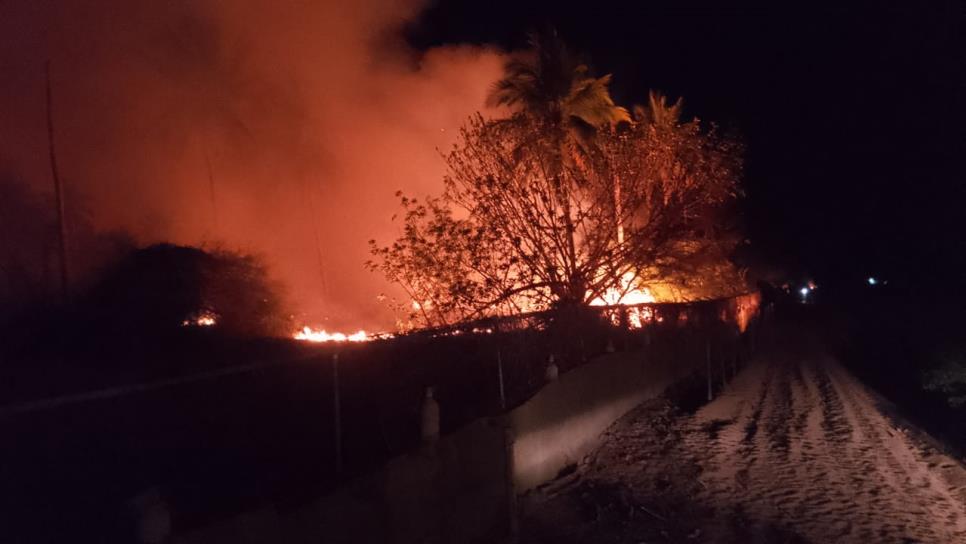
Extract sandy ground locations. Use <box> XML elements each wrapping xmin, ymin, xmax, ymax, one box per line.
<box><xmin>520</xmin><ymin>328</ymin><xmax>966</xmax><ymax>543</ymax></box>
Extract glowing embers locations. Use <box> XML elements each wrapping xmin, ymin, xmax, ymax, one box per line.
<box><xmin>182</xmin><ymin>311</ymin><xmax>217</xmax><ymax>327</ymax></box>
<box><xmin>293</xmin><ymin>327</ymin><xmax>369</xmax><ymax>343</ymax></box>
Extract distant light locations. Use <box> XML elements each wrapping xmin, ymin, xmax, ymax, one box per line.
<box><xmin>800</xmin><ymin>287</ymin><xmax>809</xmax><ymax>296</ymax></box>
<box><xmin>867</xmin><ymin>277</ymin><xmax>877</xmax><ymax>286</ymax></box>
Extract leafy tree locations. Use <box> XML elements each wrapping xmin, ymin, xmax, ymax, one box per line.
<box><xmin>368</xmin><ymin>103</ymin><xmax>743</xmax><ymax>328</ymax></box>
<box><xmin>370</xmin><ymin>35</ymin><xmax>744</xmax><ymax>328</ymax></box>
<box><xmin>487</xmin><ymin>29</ymin><xmax>632</xmax><ymax>287</ymax></box>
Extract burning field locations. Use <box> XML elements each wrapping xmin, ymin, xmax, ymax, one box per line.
<box><xmin>0</xmin><ymin>0</ymin><xmax>506</xmax><ymax>330</ymax></box>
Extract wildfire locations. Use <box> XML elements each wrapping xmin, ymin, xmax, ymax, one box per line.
<box><xmin>734</xmin><ymin>292</ymin><xmax>761</xmax><ymax>333</ymax></box>
<box><xmin>586</xmin><ymin>272</ymin><xmax>660</xmax><ymax>329</ymax></box>
<box><xmin>589</xmin><ymin>271</ymin><xmax>656</xmax><ymax>307</ymax></box>
<box><xmin>182</xmin><ymin>311</ymin><xmax>217</xmax><ymax>327</ymax></box>
<box><xmin>293</xmin><ymin>326</ymin><xmax>370</xmax><ymax>343</ymax></box>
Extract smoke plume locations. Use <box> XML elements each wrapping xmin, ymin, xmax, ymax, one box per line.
<box><xmin>0</xmin><ymin>0</ymin><xmax>505</xmax><ymax>329</ymax></box>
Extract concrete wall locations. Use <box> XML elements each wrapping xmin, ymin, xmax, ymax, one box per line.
<box><xmin>174</xmin><ymin>417</ymin><xmax>508</xmax><ymax>544</ymax></box>
<box><xmin>508</xmin><ymin>348</ymin><xmax>702</xmax><ymax>491</ymax></box>
<box><xmin>173</xmin><ymin>347</ymin><xmax>705</xmax><ymax>543</ymax></box>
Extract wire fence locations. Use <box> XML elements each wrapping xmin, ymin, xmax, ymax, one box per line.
<box><xmin>1</xmin><ymin>292</ymin><xmax>763</xmax><ymax>535</ymax></box>
<box><xmin>325</xmin><ymin>292</ymin><xmax>763</xmax><ymax>481</ymax></box>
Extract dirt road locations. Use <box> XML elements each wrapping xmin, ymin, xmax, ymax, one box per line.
<box><xmin>522</xmin><ymin>331</ymin><xmax>966</xmax><ymax>543</ymax></box>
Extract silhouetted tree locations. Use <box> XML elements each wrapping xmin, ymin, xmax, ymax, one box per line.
<box><xmin>85</xmin><ymin>244</ymin><xmax>289</xmax><ymax>338</ymax></box>
<box><xmin>369</xmin><ymin>104</ymin><xmax>743</xmax><ymax>328</ymax></box>
<box><xmin>488</xmin><ymin>28</ymin><xmax>630</xmax><ymax>169</ymax></box>
<box><xmin>0</xmin><ymin>176</ymin><xmax>132</xmax><ymax>321</ymax></box>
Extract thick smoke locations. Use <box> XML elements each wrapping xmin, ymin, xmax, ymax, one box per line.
<box><xmin>0</xmin><ymin>0</ymin><xmax>504</xmax><ymax>329</ymax></box>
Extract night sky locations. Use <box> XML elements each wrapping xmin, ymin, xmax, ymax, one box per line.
<box><xmin>1</xmin><ymin>1</ymin><xmax>962</xmax><ymax>325</ymax></box>
<box><xmin>408</xmin><ymin>2</ymin><xmax>966</xmax><ymax>293</ymax></box>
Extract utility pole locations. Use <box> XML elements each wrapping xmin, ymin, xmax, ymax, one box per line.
<box><xmin>45</xmin><ymin>61</ymin><xmax>70</xmax><ymax>301</ymax></box>
<box><xmin>204</xmin><ymin>149</ymin><xmax>218</xmax><ymax>237</ymax></box>
<box><xmin>304</xmin><ymin>179</ymin><xmax>329</xmax><ymax>303</ymax></box>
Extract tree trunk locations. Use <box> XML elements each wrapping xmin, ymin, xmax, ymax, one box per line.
<box><xmin>614</xmin><ymin>172</ymin><xmax>624</xmax><ymax>244</ymax></box>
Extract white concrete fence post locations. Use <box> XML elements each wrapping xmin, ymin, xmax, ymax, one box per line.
<box><xmin>545</xmin><ymin>354</ymin><xmax>559</xmax><ymax>382</ymax></box>
<box><xmin>421</xmin><ymin>386</ymin><xmax>440</xmax><ymax>443</ymax></box>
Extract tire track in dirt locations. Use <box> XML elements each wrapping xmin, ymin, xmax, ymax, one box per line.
<box><xmin>690</xmin><ymin>356</ymin><xmax>966</xmax><ymax>543</ymax></box>
<box><xmin>522</xmin><ymin>340</ymin><xmax>966</xmax><ymax>544</ymax></box>
<box><xmin>824</xmin><ymin>360</ymin><xmax>966</xmax><ymax>541</ymax></box>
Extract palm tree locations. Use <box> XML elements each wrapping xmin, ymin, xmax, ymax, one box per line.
<box><xmin>488</xmin><ymin>29</ymin><xmax>629</xmax><ymax>168</ymax></box>
<box><xmin>487</xmin><ymin>30</ymin><xmax>632</xmax><ymax>303</ymax></box>
<box><xmin>632</xmin><ymin>90</ymin><xmax>683</xmax><ymax>127</ymax></box>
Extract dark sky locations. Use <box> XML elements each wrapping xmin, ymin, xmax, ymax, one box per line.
<box><xmin>408</xmin><ymin>2</ymin><xmax>966</xmax><ymax>291</ymax></box>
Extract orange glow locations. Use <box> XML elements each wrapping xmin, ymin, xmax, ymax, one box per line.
<box><xmin>589</xmin><ymin>271</ymin><xmax>656</xmax><ymax>307</ymax></box>
<box><xmin>293</xmin><ymin>326</ymin><xmax>370</xmax><ymax>343</ymax></box>
<box><xmin>626</xmin><ymin>306</ymin><xmax>657</xmax><ymax>328</ymax></box>
<box><xmin>182</xmin><ymin>311</ymin><xmax>217</xmax><ymax>327</ymax></box>
<box><xmin>733</xmin><ymin>292</ymin><xmax>761</xmax><ymax>333</ymax></box>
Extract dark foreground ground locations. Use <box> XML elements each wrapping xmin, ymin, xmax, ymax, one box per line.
<box><xmin>520</xmin><ymin>324</ymin><xmax>966</xmax><ymax>543</ymax></box>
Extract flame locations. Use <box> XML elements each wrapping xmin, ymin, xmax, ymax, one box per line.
<box><xmin>182</xmin><ymin>311</ymin><xmax>217</xmax><ymax>327</ymax></box>
<box><xmin>293</xmin><ymin>326</ymin><xmax>370</xmax><ymax>343</ymax></box>
<box><xmin>589</xmin><ymin>271</ymin><xmax>656</xmax><ymax>307</ymax></box>
<box><xmin>734</xmin><ymin>292</ymin><xmax>761</xmax><ymax>333</ymax></box>
<box><xmin>587</xmin><ymin>272</ymin><xmax>659</xmax><ymax>329</ymax></box>
<box><xmin>626</xmin><ymin>306</ymin><xmax>657</xmax><ymax>328</ymax></box>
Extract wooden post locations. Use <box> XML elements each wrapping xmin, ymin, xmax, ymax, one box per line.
<box><xmin>706</xmin><ymin>340</ymin><xmax>713</xmax><ymax>401</ymax></box>
<box><xmin>332</xmin><ymin>353</ymin><xmax>342</xmax><ymax>474</ymax></box>
<box><xmin>720</xmin><ymin>350</ymin><xmax>727</xmax><ymax>388</ymax></box>
<box><xmin>497</xmin><ymin>349</ymin><xmax>506</xmax><ymax>411</ymax></box>
<box><xmin>732</xmin><ymin>345</ymin><xmax>739</xmax><ymax>378</ymax></box>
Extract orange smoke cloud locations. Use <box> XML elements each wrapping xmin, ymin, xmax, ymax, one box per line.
<box><xmin>0</xmin><ymin>0</ymin><xmax>505</xmax><ymax>329</ymax></box>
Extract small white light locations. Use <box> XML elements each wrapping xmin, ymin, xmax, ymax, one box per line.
<box><xmin>800</xmin><ymin>287</ymin><xmax>809</xmax><ymax>296</ymax></box>
<box><xmin>867</xmin><ymin>277</ymin><xmax>877</xmax><ymax>286</ymax></box>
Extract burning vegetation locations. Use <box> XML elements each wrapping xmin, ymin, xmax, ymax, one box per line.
<box><xmin>368</xmin><ymin>32</ymin><xmax>746</xmax><ymax>330</ymax></box>
<box><xmin>0</xmin><ymin>18</ymin><xmax>749</xmax><ymax>342</ymax></box>
<box><xmin>293</xmin><ymin>327</ymin><xmax>370</xmax><ymax>343</ymax></box>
